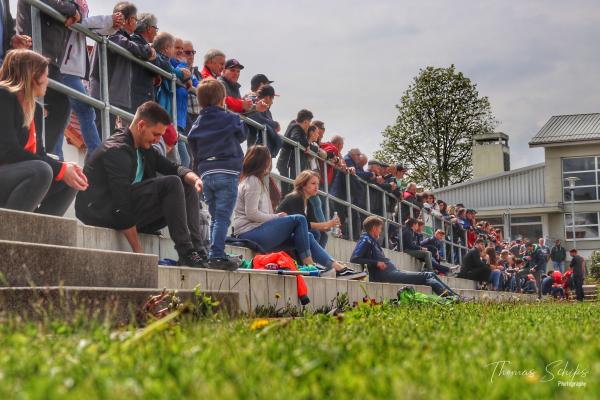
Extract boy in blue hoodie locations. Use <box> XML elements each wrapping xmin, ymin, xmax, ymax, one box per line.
<box><xmin>351</xmin><ymin>216</ymin><xmax>459</xmax><ymax>298</ymax></box>
<box><xmin>188</xmin><ymin>79</ymin><xmax>247</xmax><ymax>270</ymax></box>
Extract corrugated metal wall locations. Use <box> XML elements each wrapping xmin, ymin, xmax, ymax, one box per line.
<box><xmin>433</xmin><ymin>166</ymin><xmax>545</xmax><ymax>209</ymax></box>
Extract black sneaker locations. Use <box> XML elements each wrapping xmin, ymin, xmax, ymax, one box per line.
<box><xmin>178</xmin><ymin>250</ymin><xmax>208</xmax><ymax>268</ymax></box>
<box><xmin>336</xmin><ymin>267</ymin><xmax>367</xmax><ymax>280</ymax></box>
<box><xmin>315</xmin><ymin>265</ymin><xmax>336</xmax><ymax>278</ymax></box>
<box><xmin>207</xmin><ymin>257</ymin><xmax>240</xmax><ymax>271</ymax></box>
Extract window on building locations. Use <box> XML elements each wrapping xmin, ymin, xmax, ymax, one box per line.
<box><xmin>562</xmin><ymin>156</ymin><xmax>599</xmax><ymax>202</ymax></box>
<box><xmin>510</xmin><ymin>216</ymin><xmax>542</xmax><ymax>242</ymax></box>
<box><xmin>565</xmin><ymin>212</ymin><xmax>600</xmax><ymax>240</ymax></box>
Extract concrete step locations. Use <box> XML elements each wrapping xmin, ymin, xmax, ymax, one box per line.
<box><xmin>0</xmin><ymin>208</ymin><xmax>78</xmax><ymax>246</ymax></box>
<box><xmin>158</xmin><ymin>266</ymin><xmax>434</xmax><ymax>314</ymax></box>
<box><xmin>0</xmin><ymin>240</ymin><xmax>158</xmax><ymax>288</ymax></box>
<box><xmin>0</xmin><ymin>286</ymin><xmax>239</xmax><ymax>324</ymax></box>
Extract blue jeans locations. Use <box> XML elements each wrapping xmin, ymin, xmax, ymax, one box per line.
<box><xmin>238</xmin><ymin>215</ymin><xmax>334</xmax><ymax>268</ymax></box>
<box><xmin>552</xmin><ymin>261</ymin><xmax>565</xmax><ymax>273</ymax></box>
<box><xmin>489</xmin><ymin>269</ymin><xmax>503</xmax><ymax>290</ymax></box>
<box><xmin>62</xmin><ymin>74</ymin><xmax>102</xmax><ymax>155</ymax></box>
<box><xmin>369</xmin><ymin>262</ymin><xmax>458</xmax><ymax>297</ymax></box>
<box><xmin>177</xmin><ymin>134</ymin><xmax>191</xmax><ymax>168</ymax></box>
<box><xmin>202</xmin><ymin>173</ymin><xmax>239</xmax><ymax>259</ymax></box>
<box><xmin>310</xmin><ymin>229</ymin><xmax>329</xmax><ymax>249</ymax></box>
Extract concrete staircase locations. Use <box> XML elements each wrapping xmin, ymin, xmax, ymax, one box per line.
<box><xmin>0</xmin><ymin>208</ymin><xmax>537</xmax><ymax>321</ymax></box>
<box><xmin>0</xmin><ymin>208</ymin><xmax>238</xmax><ymax>323</ymax></box>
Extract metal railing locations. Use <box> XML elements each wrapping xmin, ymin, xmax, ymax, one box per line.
<box><xmin>27</xmin><ymin>0</ymin><xmax>179</xmax><ymax>141</ymax></box>
<box><xmin>27</xmin><ymin>0</ymin><xmax>468</xmax><ymax>266</ymax></box>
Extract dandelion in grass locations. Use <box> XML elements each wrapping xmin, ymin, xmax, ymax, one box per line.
<box><xmin>250</xmin><ymin>319</ymin><xmax>270</xmax><ymax>331</ymax></box>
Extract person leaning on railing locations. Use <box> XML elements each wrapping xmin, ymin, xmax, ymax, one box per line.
<box><xmin>60</xmin><ymin>0</ymin><xmax>125</xmax><ymax>157</ymax></box>
<box><xmin>17</xmin><ymin>0</ymin><xmax>82</xmax><ymax>159</ymax></box>
<box><xmin>276</xmin><ymin>108</ymin><xmax>314</xmax><ymax>194</ymax></box>
<box><xmin>89</xmin><ymin>2</ymin><xmax>157</xmax><ymax>134</ymax></box>
<box><xmin>244</xmin><ymin>84</ymin><xmax>282</xmax><ymax>157</ymax></box>
<box><xmin>232</xmin><ymin>146</ymin><xmax>365</xmax><ymax>280</ymax></box>
<box><xmin>0</xmin><ymin>49</ymin><xmax>88</xmax><ymax>215</ymax></box>
<box><xmin>1</xmin><ymin>0</ymin><xmax>32</xmax><ymax>66</ymax></box>
<box><xmin>131</xmin><ymin>12</ymin><xmax>160</xmax><ymax>110</ymax></box>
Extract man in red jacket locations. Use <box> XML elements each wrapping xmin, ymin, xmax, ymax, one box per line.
<box><xmin>218</xmin><ymin>58</ymin><xmax>253</xmax><ymax>113</ymax></box>
<box><xmin>200</xmin><ymin>48</ymin><xmax>225</xmax><ymax>80</ymax></box>
<box><xmin>320</xmin><ymin>135</ymin><xmax>347</xmax><ymax>186</ymax></box>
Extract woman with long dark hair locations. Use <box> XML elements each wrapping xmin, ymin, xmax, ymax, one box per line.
<box><xmin>0</xmin><ymin>49</ymin><xmax>88</xmax><ymax>215</ymax></box>
<box><xmin>233</xmin><ymin>146</ymin><xmax>364</xmax><ymax>279</ymax></box>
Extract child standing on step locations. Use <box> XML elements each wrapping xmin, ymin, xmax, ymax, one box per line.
<box><xmin>350</xmin><ymin>216</ymin><xmax>459</xmax><ymax>298</ymax></box>
<box><xmin>188</xmin><ymin>79</ymin><xmax>247</xmax><ymax>270</ymax></box>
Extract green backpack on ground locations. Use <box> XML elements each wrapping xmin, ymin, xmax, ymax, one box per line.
<box><xmin>395</xmin><ymin>287</ymin><xmax>457</xmax><ymax>305</ymax></box>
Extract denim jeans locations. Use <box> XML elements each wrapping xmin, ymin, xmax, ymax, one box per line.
<box><xmin>177</xmin><ymin>135</ymin><xmax>191</xmax><ymax>168</ymax></box>
<box><xmin>489</xmin><ymin>269</ymin><xmax>503</xmax><ymax>290</ymax></box>
<box><xmin>404</xmin><ymin>249</ymin><xmax>433</xmax><ymax>271</ymax></box>
<box><xmin>552</xmin><ymin>261</ymin><xmax>565</xmax><ymax>273</ymax></box>
<box><xmin>369</xmin><ymin>262</ymin><xmax>458</xmax><ymax>297</ymax></box>
<box><xmin>310</xmin><ymin>229</ymin><xmax>329</xmax><ymax>249</ymax></box>
<box><xmin>238</xmin><ymin>214</ymin><xmax>334</xmax><ymax>268</ymax></box>
<box><xmin>202</xmin><ymin>173</ymin><xmax>239</xmax><ymax>259</ymax></box>
<box><xmin>62</xmin><ymin>74</ymin><xmax>102</xmax><ymax>156</ymax></box>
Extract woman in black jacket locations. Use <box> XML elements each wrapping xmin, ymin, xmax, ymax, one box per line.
<box><xmin>276</xmin><ymin>170</ymin><xmax>341</xmax><ymax>248</ymax></box>
<box><xmin>0</xmin><ymin>49</ymin><xmax>87</xmax><ymax>215</ymax></box>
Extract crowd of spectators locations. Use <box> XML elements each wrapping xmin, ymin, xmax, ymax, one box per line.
<box><xmin>0</xmin><ymin>1</ymin><xmax>587</xmax><ymax>298</ymax></box>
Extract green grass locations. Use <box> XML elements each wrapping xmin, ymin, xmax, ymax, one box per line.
<box><xmin>0</xmin><ymin>302</ymin><xmax>598</xmax><ymax>399</ymax></box>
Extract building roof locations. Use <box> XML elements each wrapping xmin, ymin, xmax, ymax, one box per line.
<box><xmin>529</xmin><ymin>113</ymin><xmax>600</xmax><ymax>147</ymax></box>
<box><xmin>432</xmin><ymin>163</ymin><xmax>547</xmax><ymax>210</ymax></box>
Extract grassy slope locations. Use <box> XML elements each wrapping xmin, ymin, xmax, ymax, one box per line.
<box><xmin>0</xmin><ymin>303</ymin><xmax>598</xmax><ymax>400</ymax></box>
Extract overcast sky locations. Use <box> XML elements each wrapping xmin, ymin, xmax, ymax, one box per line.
<box><xmin>17</xmin><ymin>0</ymin><xmax>600</xmax><ymax>170</ymax></box>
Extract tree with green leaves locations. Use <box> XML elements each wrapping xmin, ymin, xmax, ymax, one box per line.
<box><xmin>376</xmin><ymin>65</ymin><xmax>497</xmax><ymax>189</ymax></box>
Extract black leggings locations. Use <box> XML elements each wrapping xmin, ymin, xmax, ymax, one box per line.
<box><xmin>0</xmin><ymin>160</ymin><xmax>76</xmax><ymax>216</ymax></box>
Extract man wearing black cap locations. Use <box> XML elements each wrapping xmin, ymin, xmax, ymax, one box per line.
<box><xmin>218</xmin><ymin>58</ymin><xmax>251</xmax><ymax>113</ymax></box>
<box><xmin>251</xmin><ymin>74</ymin><xmax>274</xmax><ymax>92</ymax></box>
<box><xmin>245</xmin><ymin>84</ymin><xmax>282</xmax><ymax>156</ymax></box>
<box><xmin>219</xmin><ymin>59</ymin><xmax>269</xmax><ymax>115</ymax></box>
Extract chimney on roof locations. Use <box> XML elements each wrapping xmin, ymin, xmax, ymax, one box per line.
<box><xmin>472</xmin><ymin>132</ymin><xmax>510</xmax><ymax>179</ymax></box>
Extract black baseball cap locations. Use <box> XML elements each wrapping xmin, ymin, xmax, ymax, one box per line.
<box><xmin>395</xmin><ymin>163</ymin><xmax>407</xmax><ymax>171</ymax></box>
<box><xmin>251</xmin><ymin>74</ymin><xmax>273</xmax><ymax>88</ymax></box>
<box><xmin>224</xmin><ymin>59</ymin><xmax>244</xmax><ymax>69</ymax></box>
<box><xmin>257</xmin><ymin>84</ymin><xmax>276</xmax><ymax>98</ymax></box>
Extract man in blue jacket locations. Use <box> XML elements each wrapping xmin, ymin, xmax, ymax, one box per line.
<box><xmin>351</xmin><ymin>217</ymin><xmax>458</xmax><ymax>298</ymax></box>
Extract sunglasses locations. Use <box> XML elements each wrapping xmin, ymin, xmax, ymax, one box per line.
<box><xmin>184</xmin><ymin>50</ymin><xmax>196</xmax><ymax>55</ymax></box>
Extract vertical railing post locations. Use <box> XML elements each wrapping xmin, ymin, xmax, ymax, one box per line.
<box><xmin>397</xmin><ymin>206</ymin><xmax>403</xmax><ymax>251</ymax></box>
<box><xmin>323</xmin><ymin>161</ymin><xmax>330</xmax><ymax>219</ymax></box>
<box><xmin>170</xmin><ymin>75</ymin><xmax>178</xmax><ymax>128</ymax></box>
<box><xmin>345</xmin><ymin>172</ymin><xmax>353</xmax><ymax>240</ymax></box>
<box><xmin>366</xmin><ymin>180</ymin><xmax>371</xmax><ymax>214</ymax></box>
<box><xmin>99</xmin><ymin>38</ymin><xmax>111</xmax><ymax>140</ymax></box>
<box><xmin>294</xmin><ymin>145</ymin><xmax>302</xmax><ymax>177</ymax></box>
<box><xmin>450</xmin><ymin>222</ymin><xmax>455</xmax><ymax>265</ymax></box>
<box><xmin>30</xmin><ymin>5</ymin><xmax>46</xmax><ymax>148</ymax></box>
<box><xmin>383</xmin><ymin>191</ymin><xmax>389</xmax><ymax>248</ymax></box>
<box><xmin>262</xmin><ymin>126</ymin><xmax>268</xmax><ymax>149</ymax></box>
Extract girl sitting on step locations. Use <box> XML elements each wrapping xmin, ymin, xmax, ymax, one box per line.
<box><xmin>232</xmin><ymin>145</ymin><xmax>365</xmax><ymax>280</ymax></box>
